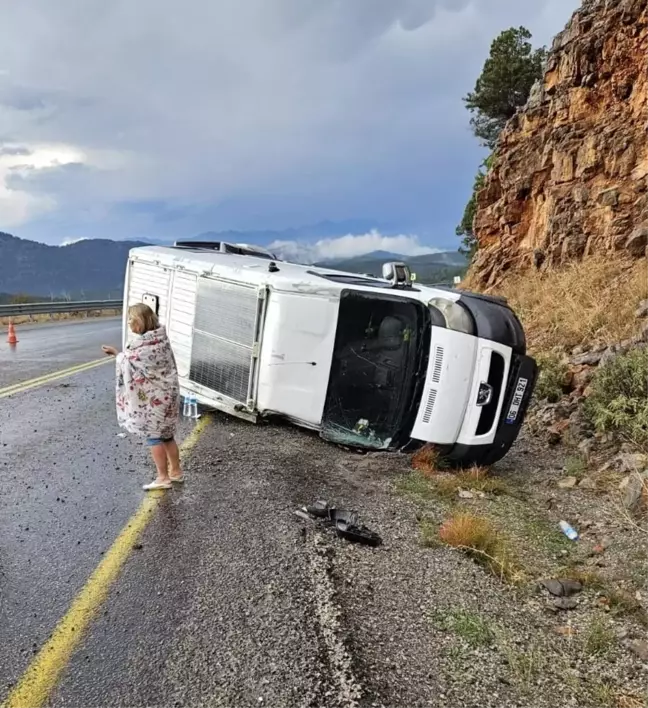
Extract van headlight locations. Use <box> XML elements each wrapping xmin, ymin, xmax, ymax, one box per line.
<box><xmin>428</xmin><ymin>298</ymin><xmax>474</xmax><ymax>335</ymax></box>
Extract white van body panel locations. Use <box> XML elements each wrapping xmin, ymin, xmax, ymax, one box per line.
<box><xmin>455</xmin><ymin>338</ymin><xmax>512</xmax><ymax>447</ymax></box>
<box><xmin>256</xmin><ymin>291</ymin><xmax>339</xmax><ymax>428</ymax></box>
<box><xmin>122</xmin><ymin>244</ymin><xmax>522</xmax><ymax>453</ymax></box>
<box><xmin>168</xmin><ymin>270</ymin><xmax>197</xmax><ymax>380</ymax></box>
<box><xmin>410</xmin><ymin>328</ymin><xmax>477</xmax><ymax>445</ymax></box>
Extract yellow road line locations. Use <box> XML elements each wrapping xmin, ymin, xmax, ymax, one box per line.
<box><xmin>0</xmin><ymin>358</ymin><xmax>111</xmax><ymax>399</ymax></box>
<box><xmin>1</xmin><ymin>415</ymin><xmax>211</xmax><ymax>708</ymax></box>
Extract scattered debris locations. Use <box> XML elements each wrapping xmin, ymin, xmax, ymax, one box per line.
<box><xmin>540</xmin><ymin>579</ymin><xmax>583</xmax><ymax>597</ymax></box>
<box><xmin>293</xmin><ymin>509</ymin><xmax>313</xmax><ymax>523</ymax></box>
<box><xmin>458</xmin><ymin>490</ymin><xmax>474</xmax><ymax>499</ymax></box>
<box><xmin>558</xmin><ymin>476</ymin><xmax>578</xmax><ymax>489</ymax></box>
<box><xmin>116</xmin><ymin>432</ymin><xmax>126</xmax><ymax>438</ymax></box>
<box><xmin>296</xmin><ymin>500</ymin><xmax>382</xmax><ymax>547</ymax></box>
<box><xmin>554</xmin><ymin>623</ymin><xmax>576</xmax><ymax>638</ymax></box>
<box><xmin>577</xmin><ymin>438</ymin><xmax>596</xmax><ymax>459</ymax></box>
<box><xmin>599</xmin><ymin>452</ymin><xmax>647</xmax><ymax>477</ymax></box>
<box><xmin>627</xmin><ymin>640</ymin><xmax>648</xmax><ymax>662</ymax></box>
<box><xmin>578</xmin><ymin>477</ymin><xmax>597</xmax><ymax>490</ymax></box>
<box><xmin>552</xmin><ymin>597</ymin><xmax>579</xmax><ymax>611</ymax></box>
<box><xmin>559</xmin><ymin>520</ymin><xmax>579</xmax><ymax>540</ymax></box>
<box><xmin>620</xmin><ymin>472</ymin><xmax>648</xmax><ymax>512</ymax></box>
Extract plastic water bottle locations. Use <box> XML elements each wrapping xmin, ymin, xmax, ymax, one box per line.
<box><xmin>182</xmin><ymin>395</ymin><xmax>192</xmax><ymax>418</ymax></box>
<box><xmin>559</xmin><ymin>520</ymin><xmax>579</xmax><ymax>541</ymax></box>
<box><xmin>188</xmin><ymin>394</ymin><xmax>199</xmax><ymax>420</ymax></box>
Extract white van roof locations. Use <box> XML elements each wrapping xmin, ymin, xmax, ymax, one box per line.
<box><xmin>129</xmin><ymin>244</ymin><xmax>460</xmax><ymax>302</ymax></box>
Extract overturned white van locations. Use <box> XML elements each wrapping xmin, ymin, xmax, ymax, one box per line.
<box><xmin>123</xmin><ymin>241</ymin><xmax>537</xmax><ymax>466</ymax></box>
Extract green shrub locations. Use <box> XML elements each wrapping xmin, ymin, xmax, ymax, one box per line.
<box><xmin>563</xmin><ymin>455</ymin><xmax>588</xmax><ymax>479</ymax></box>
<box><xmin>584</xmin><ymin>348</ymin><xmax>648</xmax><ymax>447</ymax></box>
<box><xmin>534</xmin><ymin>353</ymin><xmax>569</xmax><ymax>403</ymax></box>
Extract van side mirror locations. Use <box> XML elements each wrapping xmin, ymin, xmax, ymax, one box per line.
<box><xmin>382</xmin><ymin>262</ymin><xmax>412</xmax><ymax>288</ymax></box>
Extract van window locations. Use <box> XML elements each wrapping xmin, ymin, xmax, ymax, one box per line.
<box><xmin>321</xmin><ymin>290</ymin><xmax>429</xmax><ymax>449</ymax></box>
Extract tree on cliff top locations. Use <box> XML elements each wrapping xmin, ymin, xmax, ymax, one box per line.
<box><xmin>464</xmin><ymin>27</ymin><xmax>547</xmax><ymax>149</ymax></box>
<box><xmin>457</xmin><ymin>27</ymin><xmax>546</xmax><ymax>258</ymax></box>
<box><xmin>457</xmin><ymin>166</ymin><xmax>487</xmax><ymax>259</ymax></box>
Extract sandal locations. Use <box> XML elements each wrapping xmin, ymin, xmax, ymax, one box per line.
<box><xmin>306</xmin><ymin>500</ymin><xmax>334</xmax><ymax>519</ymax></box>
<box><xmin>303</xmin><ymin>499</ymin><xmax>382</xmax><ymax>547</ymax></box>
<box><xmin>169</xmin><ymin>475</ymin><xmax>185</xmax><ymax>483</ymax></box>
<box><xmin>335</xmin><ymin>519</ymin><xmax>382</xmax><ymax>547</ymax></box>
<box><xmin>143</xmin><ymin>480</ymin><xmax>173</xmax><ymax>491</ymax></box>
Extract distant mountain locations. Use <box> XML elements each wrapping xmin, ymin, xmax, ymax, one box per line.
<box><xmin>189</xmin><ymin>219</ymin><xmax>385</xmax><ymax>246</ymax></box>
<box><xmin>0</xmin><ymin>232</ymin><xmax>146</xmax><ymax>298</ymax></box>
<box><xmin>0</xmin><ymin>228</ymin><xmax>465</xmax><ymax>298</ymax></box>
<box><xmin>319</xmin><ymin>250</ymin><xmax>406</xmax><ymax>265</ymax></box>
<box><xmin>316</xmin><ymin>250</ymin><xmax>467</xmax><ymax>283</ymax></box>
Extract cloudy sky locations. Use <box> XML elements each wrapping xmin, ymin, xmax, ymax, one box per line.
<box><xmin>0</xmin><ymin>0</ymin><xmax>579</xmax><ymax>255</ymax></box>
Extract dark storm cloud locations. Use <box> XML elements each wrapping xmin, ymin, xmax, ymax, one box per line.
<box><xmin>0</xmin><ymin>145</ymin><xmax>32</xmax><ymax>157</ymax></box>
<box><xmin>0</xmin><ymin>0</ymin><xmax>579</xmax><ymax>244</ymax></box>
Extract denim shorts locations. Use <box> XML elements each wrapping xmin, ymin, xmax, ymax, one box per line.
<box><xmin>146</xmin><ymin>437</ymin><xmax>173</xmax><ymax>447</ymax></box>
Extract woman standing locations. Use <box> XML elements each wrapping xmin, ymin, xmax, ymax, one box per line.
<box><xmin>102</xmin><ymin>303</ymin><xmax>183</xmax><ymax>490</ymax></box>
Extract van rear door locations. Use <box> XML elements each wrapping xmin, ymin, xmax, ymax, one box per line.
<box><xmin>187</xmin><ymin>276</ymin><xmax>267</xmax><ymax>412</ymax></box>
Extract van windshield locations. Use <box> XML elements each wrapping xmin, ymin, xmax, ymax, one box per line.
<box><xmin>321</xmin><ymin>290</ymin><xmax>430</xmax><ymax>450</ymax></box>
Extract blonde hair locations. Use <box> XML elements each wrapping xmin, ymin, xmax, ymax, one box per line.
<box><xmin>128</xmin><ymin>303</ymin><xmax>159</xmax><ymax>334</ymax></box>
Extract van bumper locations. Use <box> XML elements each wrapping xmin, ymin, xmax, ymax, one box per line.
<box><xmin>446</xmin><ymin>352</ymin><xmax>537</xmax><ymax>466</ymax></box>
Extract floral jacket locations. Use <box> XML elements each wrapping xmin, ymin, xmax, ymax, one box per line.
<box><xmin>115</xmin><ymin>326</ymin><xmax>180</xmax><ymax>439</ymax></box>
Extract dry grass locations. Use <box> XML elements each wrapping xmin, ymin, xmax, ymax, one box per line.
<box><xmin>583</xmin><ymin>616</ymin><xmax>616</xmax><ymax>656</ymax></box>
<box><xmin>589</xmin><ymin>685</ymin><xmax>647</xmax><ymax>708</ymax></box>
<box><xmin>496</xmin><ymin>636</ymin><xmax>547</xmax><ymax>694</ymax></box>
<box><xmin>437</xmin><ymin>512</ymin><xmax>523</xmax><ymax>583</ymax></box>
<box><xmin>559</xmin><ymin>568</ymin><xmax>607</xmax><ymax>590</ymax></box>
<box><xmin>433</xmin><ymin>465</ymin><xmax>510</xmax><ymax>498</ymax></box>
<box><xmin>556</xmin><ymin>568</ymin><xmax>648</xmax><ymax>627</ymax></box>
<box><xmin>398</xmin><ymin>467</ymin><xmax>510</xmax><ymax>519</ymax></box>
<box><xmin>430</xmin><ymin>608</ymin><xmax>495</xmax><ymax>647</ymax></box>
<box><xmin>562</xmin><ymin>455</ymin><xmax>589</xmax><ymax>480</ymax></box>
<box><xmin>411</xmin><ymin>444</ymin><xmax>445</xmax><ymax>476</ymax></box>
<box><xmin>604</xmin><ymin>588</ymin><xmax>648</xmax><ymax>626</ymax></box>
<box><xmin>439</xmin><ymin>513</ymin><xmax>500</xmax><ymax>554</ymax></box>
<box><xmin>397</xmin><ymin>471</ymin><xmax>440</xmax><ymax>502</ymax></box>
<box><xmin>485</xmin><ymin>256</ymin><xmax>647</xmax><ymax>353</ymax></box>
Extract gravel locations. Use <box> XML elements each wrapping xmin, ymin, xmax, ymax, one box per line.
<box><xmin>47</xmin><ymin>414</ymin><xmax>648</xmax><ymax>707</ymax></box>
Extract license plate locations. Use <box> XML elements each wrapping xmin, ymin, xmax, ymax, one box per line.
<box><xmin>506</xmin><ymin>378</ymin><xmax>528</xmax><ymax>424</ymax></box>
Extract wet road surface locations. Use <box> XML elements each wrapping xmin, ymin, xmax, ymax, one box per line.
<box><xmin>0</xmin><ymin>317</ymin><xmax>552</xmax><ymax>708</ymax></box>
<box><xmin>0</xmin><ymin>318</ymin><xmax>122</xmax><ymax>389</ymax></box>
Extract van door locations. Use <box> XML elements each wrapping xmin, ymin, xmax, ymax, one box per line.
<box><xmin>320</xmin><ymin>290</ymin><xmax>429</xmax><ymax>450</ymax></box>
<box><xmin>125</xmin><ymin>258</ymin><xmax>172</xmax><ymax>345</ymax></box>
<box><xmin>188</xmin><ymin>277</ymin><xmax>266</xmax><ymax>410</ymax></box>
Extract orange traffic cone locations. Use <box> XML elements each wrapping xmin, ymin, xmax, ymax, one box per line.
<box><xmin>7</xmin><ymin>322</ymin><xmax>18</xmax><ymax>344</ymax></box>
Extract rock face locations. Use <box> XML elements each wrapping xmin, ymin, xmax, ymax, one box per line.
<box><xmin>471</xmin><ymin>0</ymin><xmax>648</xmax><ymax>288</ymax></box>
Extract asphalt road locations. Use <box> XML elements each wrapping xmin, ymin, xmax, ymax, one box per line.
<box><xmin>6</xmin><ymin>318</ymin><xmax>635</xmax><ymax>708</ymax></box>
<box><xmin>1</xmin><ymin>317</ymin><xmax>441</xmax><ymax>708</ymax></box>
<box><xmin>0</xmin><ymin>318</ymin><xmax>122</xmax><ymax>389</ymax></box>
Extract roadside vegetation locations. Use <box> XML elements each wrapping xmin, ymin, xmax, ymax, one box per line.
<box><xmin>457</xmin><ymin>27</ymin><xmax>547</xmax><ymax>259</ymax></box>
<box><xmin>584</xmin><ymin>347</ymin><xmax>648</xmax><ymax>448</ymax></box>
<box><xmin>497</xmin><ymin>256</ymin><xmax>646</xmax><ymax>354</ymax></box>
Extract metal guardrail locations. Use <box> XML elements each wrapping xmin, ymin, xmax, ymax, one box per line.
<box><xmin>0</xmin><ymin>300</ymin><xmax>122</xmax><ymax>318</ymax></box>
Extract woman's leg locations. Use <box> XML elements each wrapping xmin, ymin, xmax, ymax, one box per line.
<box><xmin>164</xmin><ymin>439</ymin><xmax>183</xmax><ymax>480</ymax></box>
<box><xmin>149</xmin><ymin>442</ymin><xmax>171</xmax><ymax>483</ymax></box>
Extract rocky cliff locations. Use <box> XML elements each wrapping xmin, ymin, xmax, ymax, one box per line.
<box><xmin>470</xmin><ymin>0</ymin><xmax>647</xmax><ymax>288</ymax></box>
